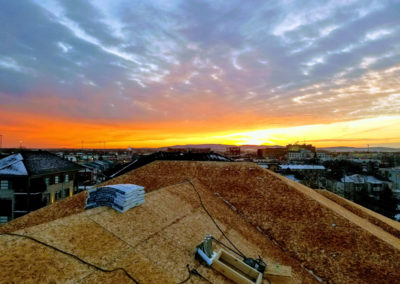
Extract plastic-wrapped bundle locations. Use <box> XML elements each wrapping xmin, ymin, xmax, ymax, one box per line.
<box><xmin>85</xmin><ymin>184</ymin><xmax>145</xmax><ymax>213</ymax></box>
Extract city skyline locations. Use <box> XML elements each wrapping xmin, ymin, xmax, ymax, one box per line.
<box><xmin>1</xmin><ymin>1</ymin><xmax>400</xmax><ymax>148</ymax></box>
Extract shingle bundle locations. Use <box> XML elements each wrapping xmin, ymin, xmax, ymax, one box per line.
<box><xmin>85</xmin><ymin>184</ymin><xmax>145</xmax><ymax>213</ymax></box>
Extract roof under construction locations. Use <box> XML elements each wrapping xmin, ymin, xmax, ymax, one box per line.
<box><xmin>1</xmin><ymin>161</ymin><xmax>400</xmax><ymax>283</ymax></box>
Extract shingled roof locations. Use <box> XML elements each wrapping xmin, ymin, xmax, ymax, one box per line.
<box><xmin>0</xmin><ymin>151</ymin><xmax>83</xmax><ymax>177</ymax></box>
<box><xmin>0</xmin><ymin>153</ymin><xmax>27</xmax><ymax>176</ymax></box>
<box><xmin>1</xmin><ymin>161</ymin><xmax>400</xmax><ymax>283</ymax></box>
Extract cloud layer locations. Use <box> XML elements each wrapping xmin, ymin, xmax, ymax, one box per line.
<box><xmin>0</xmin><ymin>0</ymin><xmax>400</xmax><ymax>147</ymax></box>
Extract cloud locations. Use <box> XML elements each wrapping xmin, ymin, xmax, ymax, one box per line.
<box><xmin>0</xmin><ymin>57</ymin><xmax>27</xmax><ymax>73</ymax></box>
<box><xmin>0</xmin><ymin>0</ymin><xmax>400</xmax><ymax>147</ymax></box>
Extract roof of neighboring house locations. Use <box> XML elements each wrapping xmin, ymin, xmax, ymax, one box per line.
<box><xmin>0</xmin><ymin>151</ymin><xmax>83</xmax><ymax>177</ymax></box>
<box><xmin>1</xmin><ymin>161</ymin><xmax>400</xmax><ymax>283</ymax></box>
<box><xmin>0</xmin><ymin>153</ymin><xmax>28</xmax><ymax>176</ymax></box>
<box><xmin>283</xmin><ymin>174</ymin><xmax>300</xmax><ymax>182</ymax></box>
<box><xmin>280</xmin><ymin>164</ymin><xmax>325</xmax><ymax>170</ymax></box>
<box><xmin>106</xmin><ymin>151</ymin><xmax>231</xmax><ymax>179</ymax></box>
<box><xmin>341</xmin><ymin>174</ymin><xmax>386</xmax><ymax>184</ymax></box>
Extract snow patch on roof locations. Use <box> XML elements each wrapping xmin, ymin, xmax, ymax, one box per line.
<box><xmin>341</xmin><ymin>174</ymin><xmax>386</xmax><ymax>184</ymax></box>
<box><xmin>284</xmin><ymin>174</ymin><xmax>300</xmax><ymax>182</ymax></box>
<box><xmin>280</xmin><ymin>164</ymin><xmax>325</xmax><ymax>170</ymax></box>
<box><xmin>0</xmin><ymin>154</ymin><xmax>28</xmax><ymax>176</ymax></box>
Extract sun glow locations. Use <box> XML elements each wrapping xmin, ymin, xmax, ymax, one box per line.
<box><xmin>1</xmin><ymin>105</ymin><xmax>400</xmax><ymax>148</ymax></box>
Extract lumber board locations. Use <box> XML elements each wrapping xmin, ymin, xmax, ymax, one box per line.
<box><xmin>265</xmin><ymin>262</ymin><xmax>292</xmax><ymax>284</ymax></box>
<box><xmin>212</xmin><ymin>249</ymin><xmax>262</xmax><ymax>284</ymax></box>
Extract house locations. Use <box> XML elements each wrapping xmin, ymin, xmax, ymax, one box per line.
<box><xmin>286</xmin><ymin>144</ymin><xmax>316</xmax><ymax>161</ymax></box>
<box><xmin>226</xmin><ymin>146</ymin><xmax>241</xmax><ymax>156</ymax></box>
<box><xmin>279</xmin><ymin>164</ymin><xmax>325</xmax><ymax>171</ymax></box>
<box><xmin>287</xmin><ymin>149</ymin><xmax>314</xmax><ymax>160</ymax></box>
<box><xmin>316</xmin><ymin>151</ymin><xmax>332</xmax><ymax>161</ymax></box>
<box><xmin>279</xmin><ymin>164</ymin><xmax>325</xmax><ymax>187</ymax></box>
<box><xmin>0</xmin><ymin>150</ymin><xmax>83</xmax><ymax>223</ymax></box>
<box><xmin>380</xmin><ymin>167</ymin><xmax>400</xmax><ymax>190</ymax></box>
<box><xmin>257</xmin><ymin>147</ymin><xmax>286</xmax><ymax>159</ymax></box>
<box><xmin>336</xmin><ymin>174</ymin><xmax>390</xmax><ymax>199</ymax></box>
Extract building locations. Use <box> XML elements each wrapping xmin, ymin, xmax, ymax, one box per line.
<box><xmin>0</xmin><ymin>151</ymin><xmax>82</xmax><ymax>223</ymax></box>
<box><xmin>279</xmin><ymin>164</ymin><xmax>325</xmax><ymax>171</ymax></box>
<box><xmin>286</xmin><ymin>143</ymin><xmax>316</xmax><ymax>152</ymax></box>
<box><xmin>80</xmin><ymin>160</ymin><xmax>114</xmax><ymax>184</ymax></box>
<box><xmin>257</xmin><ymin>147</ymin><xmax>286</xmax><ymax>159</ymax></box>
<box><xmin>379</xmin><ymin>167</ymin><xmax>400</xmax><ymax>190</ymax></box>
<box><xmin>287</xmin><ymin>148</ymin><xmax>315</xmax><ymax>160</ymax></box>
<box><xmin>286</xmin><ymin>144</ymin><xmax>316</xmax><ymax>161</ymax></box>
<box><xmin>226</xmin><ymin>146</ymin><xmax>241</xmax><ymax>156</ymax></box>
<box><xmin>316</xmin><ymin>151</ymin><xmax>332</xmax><ymax>161</ymax></box>
<box><xmin>336</xmin><ymin>174</ymin><xmax>390</xmax><ymax>199</ymax></box>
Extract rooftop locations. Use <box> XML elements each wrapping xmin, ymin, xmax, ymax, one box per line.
<box><xmin>0</xmin><ymin>150</ymin><xmax>83</xmax><ymax>177</ymax></box>
<box><xmin>280</xmin><ymin>164</ymin><xmax>325</xmax><ymax>170</ymax></box>
<box><xmin>341</xmin><ymin>174</ymin><xmax>387</xmax><ymax>184</ymax></box>
<box><xmin>106</xmin><ymin>151</ymin><xmax>231</xmax><ymax>179</ymax></box>
<box><xmin>1</xmin><ymin>161</ymin><xmax>400</xmax><ymax>283</ymax></box>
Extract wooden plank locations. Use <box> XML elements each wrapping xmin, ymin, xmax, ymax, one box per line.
<box><xmin>212</xmin><ymin>249</ymin><xmax>262</xmax><ymax>284</ymax></box>
<box><xmin>265</xmin><ymin>263</ymin><xmax>292</xmax><ymax>284</ymax></box>
<box><xmin>213</xmin><ymin>259</ymin><xmax>254</xmax><ymax>284</ymax></box>
<box><xmin>219</xmin><ymin>250</ymin><xmax>259</xmax><ymax>279</ymax></box>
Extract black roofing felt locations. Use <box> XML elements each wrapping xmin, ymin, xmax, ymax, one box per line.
<box><xmin>20</xmin><ymin>151</ymin><xmax>83</xmax><ymax>176</ymax></box>
<box><xmin>105</xmin><ymin>151</ymin><xmax>231</xmax><ymax>179</ymax></box>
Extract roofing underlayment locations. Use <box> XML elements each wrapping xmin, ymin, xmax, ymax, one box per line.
<box><xmin>1</xmin><ymin>161</ymin><xmax>400</xmax><ymax>283</ymax></box>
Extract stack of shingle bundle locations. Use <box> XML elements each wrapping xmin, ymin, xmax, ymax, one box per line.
<box><xmin>85</xmin><ymin>184</ymin><xmax>145</xmax><ymax>213</ymax></box>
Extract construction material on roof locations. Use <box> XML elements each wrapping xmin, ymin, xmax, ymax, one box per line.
<box><xmin>0</xmin><ymin>179</ymin><xmax>315</xmax><ymax>283</ymax></box>
<box><xmin>86</xmin><ymin>184</ymin><xmax>145</xmax><ymax>213</ymax></box>
<box><xmin>213</xmin><ymin>249</ymin><xmax>263</xmax><ymax>284</ymax></box>
<box><xmin>3</xmin><ymin>161</ymin><xmax>400</xmax><ymax>283</ymax></box>
<box><xmin>101</xmin><ymin>161</ymin><xmax>400</xmax><ymax>284</ymax></box>
<box><xmin>195</xmin><ymin>234</ymin><xmax>280</xmax><ymax>284</ymax></box>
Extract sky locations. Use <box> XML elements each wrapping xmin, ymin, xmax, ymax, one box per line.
<box><xmin>0</xmin><ymin>0</ymin><xmax>400</xmax><ymax>148</ymax></box>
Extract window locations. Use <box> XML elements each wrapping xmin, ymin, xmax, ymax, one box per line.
<box><xmin>65</xmin><ymin>174</ymin><xmax>69</xmax><ymax>182</ymax></box>
<box><xmin>45</xmin><ymin>178</ymin><xmax>50</xmax><ymax>186</ymax></box>
<box><xmin>43</xmin><ymin>193</ymin><xmax>50</xmax><ymax>205</ymax></box>
<box><xmin>55</xmin><ymin>176</ymin><xmax>59</xmax><ymax>184</ymax></box>
<box><xmin>0</xmin><ymin>180</ymin><xmax>9</xmax><ymax>190</ymax></box>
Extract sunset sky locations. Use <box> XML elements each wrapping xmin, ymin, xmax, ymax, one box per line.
<box><xmin>1</xmin><ymin>0</ymin><xmax>400</xmax><ymax>148</ymax></box>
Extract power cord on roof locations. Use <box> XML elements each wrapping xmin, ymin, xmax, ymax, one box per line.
<box><xmin>177</xmin><ymin>264</ymin><xmax>213</xmax><ymax>284</ymax></box>
<box><xmin>185</xmin><ymin>179</ymin><xmax>247</xmax><ymax>259</ymax></box>
<box><xmin>0</xmin><ymin>233</ymin><xmax>139</xmax><ymax>284</ymax></box>
<box><xmin>210</xmin><ymin>236</ymin><xmax>244</xmax><ymax>259</ymax></box>
<box><xmin>186</xmin><ymin>179</ymin><xmax>272</xmax><ymax>283</ymax></box>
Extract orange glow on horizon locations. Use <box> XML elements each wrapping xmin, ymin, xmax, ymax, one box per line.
<box><xmin>1</xmin><ymin>109</ymin><xmax>400</xmax><ymax>149</ymax></box>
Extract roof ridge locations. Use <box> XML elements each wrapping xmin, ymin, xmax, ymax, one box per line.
<box><xmin>269</xmin><ymin>169</ymin><xmax>400</xmax><ymax>250</ymax></box>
